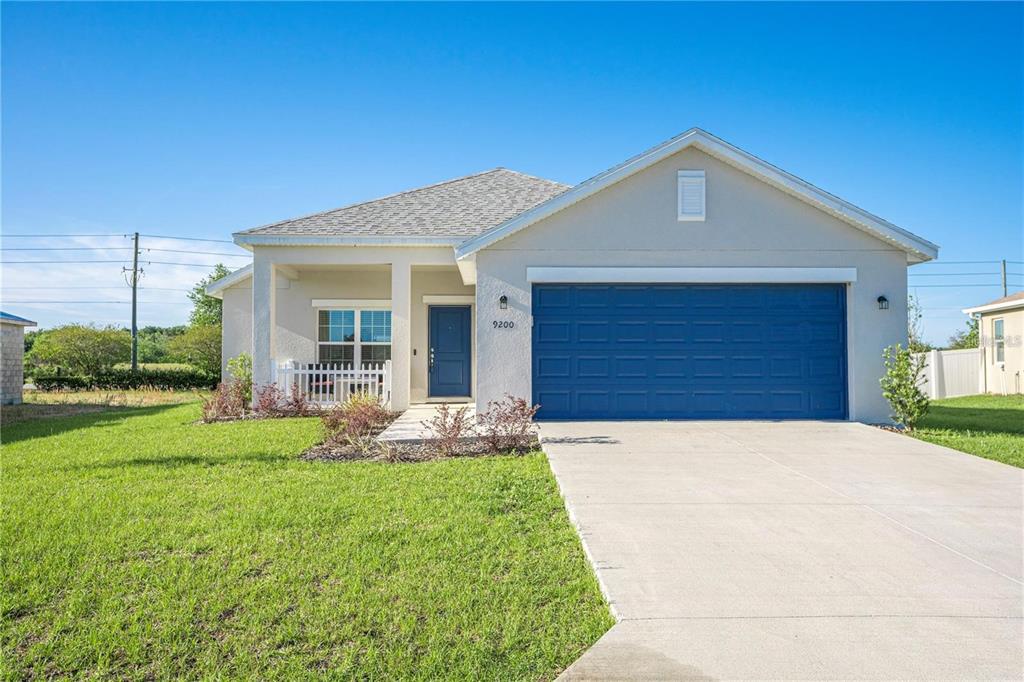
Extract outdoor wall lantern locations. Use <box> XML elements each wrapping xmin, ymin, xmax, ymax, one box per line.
<box><xmin>499</xmin><ymin>295</ymin><xmax>508</xmax><ymax>310</ymax></box>
<box><xmin>877</xmin><ymin>295</ymin><xmax>889</xmax><ymax>310</ymax></box>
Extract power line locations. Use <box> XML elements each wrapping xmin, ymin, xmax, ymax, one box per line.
<box><xmin>1</xmin><ymin>286</ymin><xmax>191</xmax><ymax>291</ymax></box>
<box><xmin>913</xmin><ymin>260</ymin><xmax>1001</xmax><ymax>265</ymax></box>
<box><xmin>909</xmin><ymin>283</ymin><xmax>1007</xmax><ymax>288</ymax></box>
<box><xmin>4</xmin><ymin>300</ymin><xmax>183</xmax><ymax>304</ymax></box>
<box><xmin>909</xmin><ymin>268</ymin><xmax>995</xmax><ymax>274</ymax></box>
<box><xmin>140</xmin><ymin>234</ymin><xmax>236</xmax><ymax>244</ymax></box>
<box><xmin>142</xmin><ymin>260</ymin><xmax>229</xmax><ymax>268</ymax></box>
<box><xmin>144</xmin><ymin>248</ymin><xmax>249</xmax><ymax>258</ymax></box>
<box><xmin>1</xmin><ymin>233</ymin><xmax>127</xmax><ymax>238</ymax></box>
<box><xmin>0</xmin><ymin>247</ymin><xmax>135</xmax><ymax>251</ymax></box>
<box><xmin>2</xmin><ymin>259</ymin><xmax>131</xmax><ymax>264</ymax></box>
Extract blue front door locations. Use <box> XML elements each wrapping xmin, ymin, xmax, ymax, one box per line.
<box><xmin>532</xmin><ymin>284</ymin><xmax>848</xmax><ymax>420</ymax></box>
<box><xmin>429</xmin><ymin>305</ymin><xmax>472</xmax><ymax>397</ymax></box>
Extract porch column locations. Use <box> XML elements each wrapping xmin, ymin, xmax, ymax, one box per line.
<box><xmin>390</xmin><ymin>260</ymin><xmax>411</xmax><ymax>410</ymax></box>
<box><xmin>252</xmin><ymin>255</ymin><xmax>276</xmax><ymax>387</ymax></box>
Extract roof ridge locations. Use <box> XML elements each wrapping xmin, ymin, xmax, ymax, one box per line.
<box><xmin>238</xmin><ymin>168</ymin><xmax>515</xmax><ymax>235</ymax></box>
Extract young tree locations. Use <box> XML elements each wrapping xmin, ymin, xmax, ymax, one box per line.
<box><xmin>880</xmin><ymin>343</ymin><xmax>930</xmax><ymax>431</ymax></box>
<box><xmin>947</xmin><ymin>317</ymin><xmax>979</xmax><ymax>350</ymax></box>
<box><xmin>27</xmin><ymin>325</ymin><xmax>131</xmax><ymax>375</ymax></box>
<box><xmin>907</xmin><ymin>294</ymin><xmax>932</xmax><ymax>352</ymax></box>
<box><xmin>167</xmin><ymin>324</ymin><xmax>221</xmax><ymax>375</ymax></box>
<box><xmin>187</xmin><ymin>264</ymin><xmax>232</xmax><ymax>327</ymax></box>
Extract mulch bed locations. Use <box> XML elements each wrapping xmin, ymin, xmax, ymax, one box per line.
<box><xmin>302</xmin><ymin>436</ymin><xmax>540</xmax><ymax>463</ymax></box>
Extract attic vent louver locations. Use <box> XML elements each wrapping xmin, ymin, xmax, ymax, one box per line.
<box><xmin>677</xmin><ymin>170</ymin><xmax>706</xmax><ymax>221</ymax></box>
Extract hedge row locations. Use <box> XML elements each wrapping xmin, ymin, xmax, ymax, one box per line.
<box><xmin>33</xmin><ymin>367</ymin><xmax>218</xmax><ymax>391</ymax></box>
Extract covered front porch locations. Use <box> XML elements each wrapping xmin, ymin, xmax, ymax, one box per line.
<box><xmin>249</xmin><ymin>246</ymin><xmax>476</xmax><ymax>410</ymax></box>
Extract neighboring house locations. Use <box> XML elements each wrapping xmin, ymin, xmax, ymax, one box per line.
<box><xmin>963</xmin><ymin>292</ymin><xmax>1024</xmax><ymax>395</ymax></box>
<box><xmin>1</xmin><ymin>311</ymin><xmax>36</xmax><ymax>405</ymax></box>
<box><xmin>208</xmin><ymin>128</ymin><xmax>938</xmax><ymax>422</ymax></box>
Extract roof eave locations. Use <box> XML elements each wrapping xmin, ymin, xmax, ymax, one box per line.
<box><xmin>234</xmin><ymin>234</ymin><xmax>464</xmax><ymax>248</ymax></box>
<box><xmin>962</xmin><ymin>300</ymin><xmax>1024</xmax><ymax>316</ymax></box>
<box><xmin>205</xmin><ymin>263</ymin><xmax>253</xmax><ymax>299</ymax></box>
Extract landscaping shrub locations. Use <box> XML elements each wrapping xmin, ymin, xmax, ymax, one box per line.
<box><xmin>252</xmin><ymin>384</ymin><xmax>287</xmax><ymax>417</ymax></box>
<box><xmin>476</xmin><ymin>394</ymin><xmax>540</xmax><ymax>452</ymax></box>
<box><xmin>200</xmin><ymin>380</ymin><xmax>247</xmax><ymax>421</ymax></box>
<box><xmin>32</xmin><ymin>367</ymin><xmax>217</xmax><ymax>391</ymax></box>
<box><xmin>321</xmin><ymin>393</ymin><xmax>391</xmax><ymax>448</ymax></box>
<box><xmin>423</xmin><ymin>403</ymin><xmax>474</xmax><ymax>457</ymax></box>
<box><xmin>226</xmin><ymin>353</ymin><xmax>253</xmax><ymax>402</ymax></box>
<box><xmin>880</xmin><ymin>343</ymin><xmax>930</xmax><ymax>431</ymax></box>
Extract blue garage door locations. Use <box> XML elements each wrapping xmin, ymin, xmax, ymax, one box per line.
<box><xmin>532</xmin><ymin>284</ymin><xmax>847</xmax><ymax>420</ymax></box>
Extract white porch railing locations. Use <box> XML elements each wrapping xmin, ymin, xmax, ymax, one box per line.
<box><xmin>272</xmin><ymin>360</ymin><xmax>392</xmax><ymax>407</ymax></box>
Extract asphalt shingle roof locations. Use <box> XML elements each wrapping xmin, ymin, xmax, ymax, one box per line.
<box><xmin>240</xmin><ymin>168</ymin><xmax>569</xmax><ymax>238</ymax></box>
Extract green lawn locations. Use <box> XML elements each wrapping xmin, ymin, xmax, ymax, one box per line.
<box><xmin>913</xmin><ymin>394</ymin><xmax>1024</xmax><ymax>468</ymax></box>
<box><xmin>1</xmin><ymin>401</ymin><xmax>612</xmax><ymax>680</ymax></box>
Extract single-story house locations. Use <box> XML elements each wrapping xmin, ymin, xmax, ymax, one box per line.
<box><xmin>1</xmin><ymin>311</ymin><xmax>36</xmax><ymax>405</ymax></box>
<box><xmin>963</xmin><ymin>292</ymin><xmax>1024</xmax><ymax>395</ymax></box>
<box><xmin>208</xmin><ymin>128</ymin><xmax>938</xmax><ymax>422</ymax></box>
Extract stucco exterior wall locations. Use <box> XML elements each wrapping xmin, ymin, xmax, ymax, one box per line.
<box><xmin>473</xmin><ymin>146</ymin><xmax>910</xmax><ymax>423</ymax></box>
<box><xmin>221</xmin><ymin>283</ymin><xmax>253</xmax><ymax>377</ymax></box>
<box><xmin>980</xmin><ymin>308</ymin><xmax>1024</xmax><ymax>394</ymax></box>
<box><xmin>1</xmin><ymin>322</ymin><xmax>27</xmax><ymax>405</ymax></box>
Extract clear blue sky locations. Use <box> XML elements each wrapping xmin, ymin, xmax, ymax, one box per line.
<box><xmin>3</xmin><ymin>1</ymin><xmax>1022</xmax><ymax>344</ymax></box>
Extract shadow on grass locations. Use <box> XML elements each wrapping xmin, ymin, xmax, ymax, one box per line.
<box><xmin>1</xmin><ymin>403</ymin><xmax>186</xmax><ymax>445</ymax></box>
<box><xmin>69</xmin><ymin>450</ymin><xmax>295</xmax><ymax>471</ymax></box>
<box><xmin>920</xmin><ymin>405</ymin><xmax>1024</xmax><ymax>436</ymax></box>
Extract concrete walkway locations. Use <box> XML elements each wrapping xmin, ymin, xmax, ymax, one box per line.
<box><xmin>377</xmin><ymin>402</ymin><xmax>475</xmax><ymax>442</ymax></box>
<box><xmin>540</xmin><ymin>421</ymin><xmax>1023</xmax><ymax>680</ymax></box>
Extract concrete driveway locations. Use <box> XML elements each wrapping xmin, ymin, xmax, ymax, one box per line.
<box><xmin>540</xmin><ymin>421</ymin><xmax>1023</xmax><ymax>680</ymax></box>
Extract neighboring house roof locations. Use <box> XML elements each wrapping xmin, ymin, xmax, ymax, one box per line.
<box><xmin>0</xmin><ymin>311</ymin><xmax>36</xmax><ymax>327</ymax></box>
<box><xmin>963</xmin><ymin>291</ymin><xmax>1024</xmax><ymax>316</ymax></box>
<box><xmin>235</xmin><ymin>168</ymin><xmax>569</xmax><ymax>246</ymax></box>
<box><xmin>456</xmin><ymin>128</ymin><xmax>938</xmax><ymax>264</ymax></box>
<box><xmin>205</xmin><ymin>263</ymin><xmax>253</xmax><ymax>298</ymax></box>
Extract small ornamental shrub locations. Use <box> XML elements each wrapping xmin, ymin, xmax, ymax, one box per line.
<box><xmin>285</xmin><ymin>388</ymin><xmax>313</xmax><ymax>417</ymax></box>
<box><xmin>880</xmin><ymin>343</ymin><xmax>930</xmax><ymax>431</ymax></box>
<box><xmin>226</xmin><ymin>353</ymin><xmax>253</xmax><ymax>403</ymax></box>
<box><xmin>252</xmin><ymin>384</ymin><xmax>286</xmax><ymax>417</ymax></box>
<box><xmin>321</xmin><ymin>393</ymin><xmax>390</xmax><ymax>448</ymax></box>
<box><xmin>422</xmin><ymin>403</ymin><xmax>474</xmax><ymax>457</ymax></box>
<box><xmin>476</xmin><ymin>395</ymin><xmax>540</xmax><ymax>452</ymax></box>
<box><xmin>200</xmin><ymin>380</ymin><xmax>247</xmax><ymax>422</ymax></box>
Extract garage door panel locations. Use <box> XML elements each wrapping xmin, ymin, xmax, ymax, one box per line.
<box><xmin>532</xmin><ymin>283</ymin><xmax>847</xmax><ymax>420</ymax></box>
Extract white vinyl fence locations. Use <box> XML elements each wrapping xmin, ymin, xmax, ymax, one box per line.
<box><xmin>272</xmin><ymin>360</ymin><xmax>391</xmax><ymax>407</ymax></box>
<box><xmin>915</xmin><ymin>348</ymin><xmax>981</xmax><ymax>400</ymax></box>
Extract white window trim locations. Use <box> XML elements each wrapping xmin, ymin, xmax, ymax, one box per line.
<box><xmin>993</xmin><ymin>317</ymin><xmax>1005</xmax><ymax>365</ymax></box>
<box><xmin>315</xmin><ymin>305</ymin><xmax>392</xmax><ymax>367</ymax></box>
<box><xmin>677</xmin><ymin>169</ymin><xmax>706</xmax><ymax>222</ymax></box>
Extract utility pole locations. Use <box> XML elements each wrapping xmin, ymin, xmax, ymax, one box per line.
<box><xmin>1001</xmin><ymin>259</ymin><xmax>1007</xmax><ymax>297</ymax></box>
<box><xmin>127</xmin><ymin>232</ymin><xmax>140</xmax><ymax>371</ymax></box>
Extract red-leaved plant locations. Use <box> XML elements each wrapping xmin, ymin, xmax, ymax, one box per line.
<box><xmin>252</xmin><ymin>384</ymin><xmax>286</xmax><ymax>417</ymax></box>
<box><xmin>422</xmin><ymin>403</ymin><xmax>473</xmax><ymax>457</ymax></box>
<box><xmin>200</xmin><ymin>380</ymin><xmax>247</xmax><ymax>422</ymax></box>
<box><xmin>475</xmin><ymin>395</ymin><xmax>540</xmax><ymax>453</ymax></box>
<box><xmin>321</xmin><ymin>393</ymin><xmax>391</xmax><ymax>451</ymax></box>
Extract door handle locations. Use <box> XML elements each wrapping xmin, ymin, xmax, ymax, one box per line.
<box><xmin>429</xmin><ymin>348</ymin><xmax>435</xmax><ymax>370</ymax></box>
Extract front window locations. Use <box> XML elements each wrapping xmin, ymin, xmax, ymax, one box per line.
<box><xmin>317</xmin><ymin>309</ymin><xmax>391</xmax><ymax>367</ymax></box>
<box><xmin>994</xmin><ymin>318</ymin><xmax>1005</xmax><ymax>364</ymax></box>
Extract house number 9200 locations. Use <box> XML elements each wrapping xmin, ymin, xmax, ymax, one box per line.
<box><xmin>492</xmin><ymin>320</ymin><xmax>515</xmax><ymax>329</ymax></box>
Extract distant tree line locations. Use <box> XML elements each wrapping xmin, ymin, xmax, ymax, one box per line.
<box><xmin>24</xmin><ymin>265</ymin><xmax>230</xmax><ymax>380</ymax></box>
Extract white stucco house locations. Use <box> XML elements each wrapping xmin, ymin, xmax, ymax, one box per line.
<box><xmin>208</xmin><ymin>128</ymin><xmax>938</xmax><ymax>422</ymax></box>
